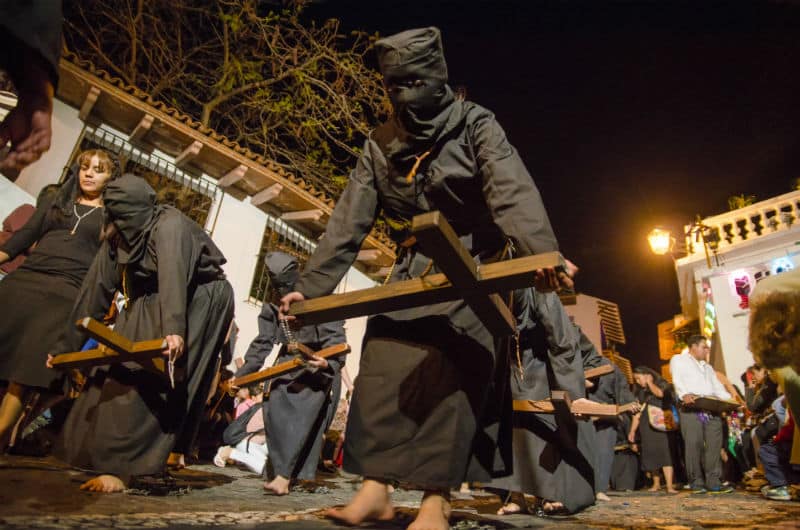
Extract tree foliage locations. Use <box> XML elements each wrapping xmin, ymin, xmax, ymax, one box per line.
<box><xmin>63</xmin><ymin>0</ymin><xmax>390</xmax><ymax>197</ymax></box>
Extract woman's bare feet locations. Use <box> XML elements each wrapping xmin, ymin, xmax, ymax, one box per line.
<box><xmin>80</xmin><ymin>474</ymin><xmax>125</xmax><ymax>493</ymax></box>
<box><xmin>595</xmin><ymin>492</ymin><xmax>610</xmax><ymax>502</ymax></box>
<box><xmin>264</xmin><ymin>475</ymin><xmax>291</xmax><ymax>495</ymax></box>
<box><xmin>666</xmin><ymin>487</ymin><xmax>679</xmax><ymax>494</ymax></box>
<box><xmin>325</xmin><ymin>479</ymin><xmax>395</xmax><ymax>524</ymax></box>
<box><xmin>647</xmin><ymin>485</ymin><xmax>660</xmax><ymax>492</ymax></box>
<box><xmin>408</xmin><ymin>491</ymin><xmax>450</xmax><ymax>530</ymax></box>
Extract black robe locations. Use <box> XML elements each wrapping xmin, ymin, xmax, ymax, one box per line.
<box><xmin>235</xmin><ymin>303</ymin><xmax>345</xmax><ymax>480</ymax></box>
<box><xmin>588</xmin><ymin>361</ymin><xmax>636</xmax><ymax>494</ymax></box>
<box><xmin>294</xmin><ymin>101</ymin><xmax>558</xmax><ymax>489</ymax></box>
<box><xmin>53</xmin><ymin>206</ymin><xmax>234</xmax><ymax>481</ymax></box>
<box><xmin>487</xmin><ymin>289</ymin><xmax>596</xmax><ymax>513</ymax></box>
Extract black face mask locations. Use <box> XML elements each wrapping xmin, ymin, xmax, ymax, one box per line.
<box><xmin>102</xmin><ymin>174</ymin><xmax>159</xmax><ymax>264</ymax></box>
<box><xmin>385</xmin><ymin>75</ymin><xmax>449</xmax><ymax>122</ymax></box>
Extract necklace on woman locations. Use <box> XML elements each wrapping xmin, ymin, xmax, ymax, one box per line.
<box><xmin>71</xmin><ymin>203</ymin><xmax>100</xmax><ymax>235</ymax></box>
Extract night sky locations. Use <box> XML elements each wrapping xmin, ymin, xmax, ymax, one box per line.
<box><xmin>306</xmin><ymin>0</ymin><xmax>800</xmax><ymax>370</ymax></box>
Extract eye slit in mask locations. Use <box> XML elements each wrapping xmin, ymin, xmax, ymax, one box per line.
<box><xmin>387</xmin><ymin>77</ymin><xmax>427</xmax><ymax>91</ymax></box>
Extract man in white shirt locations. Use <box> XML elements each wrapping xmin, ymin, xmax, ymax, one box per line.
<box><xmin>670</xmin><ymin>335</ymin><xmax>733</xmax><ymax>494</ymax></box>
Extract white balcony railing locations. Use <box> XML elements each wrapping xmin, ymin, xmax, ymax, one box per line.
<box><xmin>684</xmin><ymin>189</ymin><xmax>800</xmax><ymax>256</ymax></box>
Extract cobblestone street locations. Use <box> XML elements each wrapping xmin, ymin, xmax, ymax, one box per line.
<box><xmin>1</xmin><ymin>456</ymin><xmax>799</xmax><ymax>529</ymax></box>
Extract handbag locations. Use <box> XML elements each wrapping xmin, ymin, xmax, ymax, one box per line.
<box><xmin>647</xmin><ymin>403</ymin><xmax>680</xmax><ymax>432</ymax></box>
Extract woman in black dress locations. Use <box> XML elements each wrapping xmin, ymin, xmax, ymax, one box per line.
<box><xmin>628</xmin><ymin>366</ymin><xmax>679</xmax><ymax>493</ymax></box>
<box><xmin>0</xmin><ymin>149</ymin><xmax>119</xmax><ymax>449</ymax></box>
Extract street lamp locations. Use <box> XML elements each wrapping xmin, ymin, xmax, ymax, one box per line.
<box><xmin>647</xmin><ymin>217</ymin><xmax>717</xmax><ymax>268</ymax></box>
<box><xmin>647</xmin><ymin>228</ymin><xmax>675</xmax><ymax>255</ymax></box>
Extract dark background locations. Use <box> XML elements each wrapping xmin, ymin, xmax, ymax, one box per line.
<box><xmin>306</xmin><ymin>0</ymin><xmax>800</xmax><ymax>370</ymax></box>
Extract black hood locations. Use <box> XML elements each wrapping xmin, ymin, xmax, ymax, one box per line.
<box><xmin>103</xmin><ymin>173</ymin><xmax>161</xmax><ymax>264</ymax></box>
<box><xmin>265</xmin><ymin>251</ymin><xmax>299</xmax><ymax>297</ymax></box>
<box><xmin>372</xmin><ymin>27</ymin><xmax>465</xmax><ymax>163</ymax></box>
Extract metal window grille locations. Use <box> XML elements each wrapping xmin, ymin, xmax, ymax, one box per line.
<box><xmin>73</xmin><ymin>125</ymin><xmax>218</xmax><ymax>229</ymax></box>
<box><xmin>248</xmin><ymin>214</ymin><xmax>317</xmax><ymax>305</ymax></box>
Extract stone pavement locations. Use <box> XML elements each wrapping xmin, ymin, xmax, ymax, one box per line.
<box><xmin>1</xmin><ymin>455</ymin><xmax>799</xmax><ymax>529</ymax></box>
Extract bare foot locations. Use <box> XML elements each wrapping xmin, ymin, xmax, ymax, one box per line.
<box><xmin>666</xmin><ymin>488</ymin><xmax>679</xmax><ymax>494</ymax></box>
<box><xmin>80</xmin><ymin>475</ymin><xmax>125</xmax><ymax>493</ymax></box>
<box><xmin>542</xmin><ymin>500</ymin><xmax>568</xmax><ymax>515</ymax></box>
<box><xmin>497</xmin><ymin>502</ymin><xmax>522</xmax><ymax>515</ymax></box>
<box><xmin>264</xmin><ymin>475</ymin><xmax>291</xmax><ymax>495</ymax></box>
<box><xmin>647</xmin><ymin>485</ymin><xmax>660</xmax><ymax>492</ymax></box>
<box><xmin>408</xmin><ymin>491</ymin><xmax>450</xmax><ymax>530</ymax></box>
<box><xmin>324</xmin><ymin>479</ymin><xmax>395</xmax><ymax>525</ymax></box>
<box><xmin>167</xmin><ymin>452</ymin><xmax>186</xmax><ymax>469</ymax></box>
<box><xmin>595</xmin><ymin>492</ymin><xmax>610</xmax><ymax>502</ymax></box>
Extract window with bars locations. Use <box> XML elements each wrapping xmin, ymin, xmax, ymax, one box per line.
<box><xmin>69</xmin><ymin>125</ymin><xmax>218</xmax><ymax>229</ymax></box>
<box><xmin>248</xmin><ymin>216</ymin><xmax>316</xmax><ymax>304</ymax></box>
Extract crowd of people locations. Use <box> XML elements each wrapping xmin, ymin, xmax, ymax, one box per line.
<box><xmin>1</xmin><ymin>14</ymin><xmax>798</xmax><ymax>530</ymax></box>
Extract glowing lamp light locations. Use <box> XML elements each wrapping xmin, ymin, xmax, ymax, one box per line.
<box><xmin>647</xmin><ymin>228</ymin><xmax>674</xmax><ymax>255</ymax></box>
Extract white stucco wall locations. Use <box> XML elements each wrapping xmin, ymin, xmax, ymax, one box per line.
<box><xmin>14</xmin><ymin>99</ymin><xmax>83</xmax><ymax>197</ymax></box>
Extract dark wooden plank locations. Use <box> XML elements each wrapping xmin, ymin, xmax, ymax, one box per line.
<box><xmin>289</xmin><ymin>251</ymin><xmax>564</xmax><ymax>325</ymax></box>
<box><xmin>77</xmin><ymin>317</ymin><xmax>165</xmax><ymax>355</ymax></box>
<box><xmin>50</xmin><ymin>346</ymin><xmax>165</xmax><ymax>374</ymax></box>
<box><xmin>412</xmin><ymin>211</ymin><xmax>515</xmax><ymax>336</ymax></box>
<box><xmin>689</xmin><ymin>396</ymin><xmax>741</xmax><ymax>414</ymax></box>
<box><xmin>230</xmin><ymin>343</ymin><xmax>350</xmax><ymax>390</ymax></box>
<box><xmin>584</xmin><ymin>364</ymin><xmax>614</xmax><ymax>379</ymax></box>
<box><xmin>513</xmin><ymin>393</ymin><xmax>639</xmax><ymax>420</ymax></box>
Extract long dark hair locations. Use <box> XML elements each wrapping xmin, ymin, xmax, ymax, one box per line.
<box><xmin>633</xmin><ymin>365</ymin><xmax>666</xmax><ymax>386</ymax></box>
<box><xmin>50</xmin><ymin>149</ymin><xmax>121</xmax><ymax>229</ymax></box>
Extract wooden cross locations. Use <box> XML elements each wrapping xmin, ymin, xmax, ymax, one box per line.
<box><xmin>513</xmin><ymin>390</ymin><xmax>639</xmax><ymax>420</ymax></box>
<box><xmin>227</xmin><ymin>343</ymin><xmax>350</xmax><ymax>393</ymax></box>
<box><xmin>290</xmin><ymin>211</ymin><xmax>566</xmax><ymax>338</ymax></box>
<box><xmin>50</xmin><ymin>317</ymin><xmax>168</xmax><ymax>376</ymax></box>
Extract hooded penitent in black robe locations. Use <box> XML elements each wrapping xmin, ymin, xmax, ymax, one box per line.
<box><xmin>293</xmin><ymin>27</ymin><xmax>559</xmax><ymax>489</ymax></box>
<box><xmin>52</xmin><ymin>174</ymin><xmax>234</xmax><ymax>481</ymax></box>
<box><xmin>487</xmin><ymin>289</ymin><xmax>596</xmax><ymax>513</ymax></box>
<box><xmin>587</xmin><ymin>356</ymin><xmax>636</xmax><ymax>494</ymax></box>
<box><xmin>235</xmin><ymin>252</ymin><xmax>345</xmax><ymax>481</ymax></box>
<box><xmin>0</xmin><ymin>163</ymin><xmax>118</xmax><ymax>391</ymax></box>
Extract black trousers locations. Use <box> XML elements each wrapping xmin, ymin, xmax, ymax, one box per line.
<box><xmin>679</xmin><ymin>411</ymin><xmax>723</xmax><ymax>490</ymax></box>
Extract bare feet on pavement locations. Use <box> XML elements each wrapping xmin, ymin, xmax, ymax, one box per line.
<box><xmin>80</xmin><ymin>474</ymin><xmax>125</xmax><ymax>493</ymax></box>
<box><xmin>408</xmin><ymin>491</ymin><xmax>451</xmax><ymax>530</ymax></box>
<box><xmin>264</xmin><ymin>475</ymin><xmax>291</xmax><ymax>495</ymax></box>
<box><xmin>324</xmin><ymin>478</ymin><xmax>395</xmax><ymax>524</ymax></box>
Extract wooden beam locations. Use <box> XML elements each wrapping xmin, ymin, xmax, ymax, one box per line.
<box><xmin>356</xmin><ymin>249</ymin><xmax>381</xmax><ymax>263</ymax></box>
<box><xmin>219</xmin><ymin>164</ymin><xmax>247</xmax><ymax>187</ymax></box>
<box><xmin>50</xmin><ymin>318</ymin><xmax>167</xmax><ymax>373</ymax></box>
<box><xmin>281</xmin><ymin>209</ymin><xmax>324</xmax><ymax>222</ymax></box>
<box><xmin>289</xmin><ymin>251</ymin><xmax>564</xmax><ymax>325</ymax></box>
<box><xmin>230</xmin><ymin>343</ymin><xmax>350</xmax><ymax>390</ymax></box>
<box><xmin>251</xmin><ymin>183</ymin><xmax>283</xmax><ymax>206</ymax></box>
<box><xmin>175</xmin><ymin>140</ymin><xmax>203</xmax><ymax>168</ymax></box>
<box><xmin>584</xmin><ymin>364</ymin><xmax>614</xmax><ymax>379</ymax></box>
<box><xmin>513</xmin><ymin>393</ymin><xmax>639</xmax><ymax>420</ymax></box>
<box><xmin>129</xmin><ymin>114</ymin><xmax>154</xmax><ymax>143</ymax></box>
<box><xmin>412</xmin><ymin>211</ymin><xmax>515</xmax><ymax>337</ymax></box>
<box><xmin>79</xmin><ymin>86</ymin><xmax>101</xmax><ymax>121</ymax></box>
